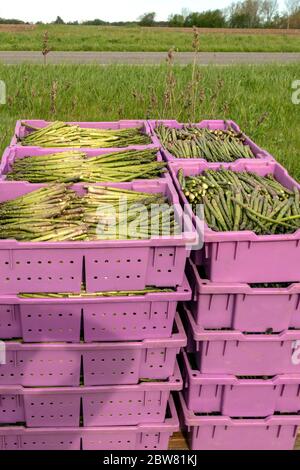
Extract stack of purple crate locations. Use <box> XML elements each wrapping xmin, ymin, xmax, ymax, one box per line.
<box><xmin>0</xmin><ymin>120</ymin><xmax>195</xmax><ymax>450</ymax></box>
<box><xmin>149</xmin><ymin>119</ymin><xmax>300</xmax><ymax>450</ymax></box>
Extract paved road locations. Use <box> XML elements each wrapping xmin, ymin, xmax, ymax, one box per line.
<box><xmin>0</xmin><ymin>51</ymin><xmax>299</xmax><ymax>65</ymax></box>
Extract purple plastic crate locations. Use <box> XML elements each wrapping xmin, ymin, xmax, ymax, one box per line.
<box><xmin>0</xmin><ymin>146</ymin><xmax>164</xmax><ymax>182</ymax></box>
<box><xmin>0</xmin><ymin>362</ymin><xmax>182</xmax><ymax>427</ymax></box>
<box><xmin>186</xmin><ymin>260</ymin><xmax>300</xmax><ymax>333</ymax></box>
<box><xmin>0</xmin><ymin>178</ymin><xmax>196</xmax><ymax>294</ymax></box>
<box><xmin>11</xmin><ymin>120</ymin><xmax>157</xmax><ymax>151</ymax></box>
<box><xmin>181</xmin><ymin>350</ymin><xmax>300</xmax><ymax>417</ymax></box>
<box><xmin>0</xmin><ymin>396</ymin><xmax>178</xmax><ymax>450</ymax></box>
<box><xmin>0</xmin><ymin>314</ymin><xmax>186</xmax><ymax>386</ymax></box>
<box><xmin>178</xmin><ymin>392</ymin><xmax>300</xmax><ymax>450</ymax></box>
<box><xmin>0</xmin><ymin>277</ymin><xmax>191</xmax><ymax>342</ymax></box>
<box><xmin>169</xmin><ymin>160</ymin><xmax>300</xmax><ymax>283</ymax></box>
<box><xmin>148</xmin><ymin>119</ymin><xmax>274</xmax><ymax>164</ymax></box>
<box><xmin>182</xmin><ymin>304</ymin><xmax>300</xmax><ymax>376</ymax></box>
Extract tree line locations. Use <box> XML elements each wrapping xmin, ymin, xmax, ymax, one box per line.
<box><xmin>156</xmin><ymin>0</ymin><xmax>300</xmax><ymax>29</ymax></box>
<box><xmin>1</xmin><ymin>0</ymin><xmax>300</xmax><ymax>29</ymax></box>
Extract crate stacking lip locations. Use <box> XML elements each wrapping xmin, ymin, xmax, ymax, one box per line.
<box><xmin>148</xmin><ymin>119</ymin><xmax>274</xmax><ymax>164</ymax></box>
<box><xmin>182</xmin><ymin>304</ymin><xmax>300</xmax><ymax>376</ymax></box>
<box><xmin>0</xmin><ymin>177</ymin><xmax>196</xmax><ymax>294</ymax></box>
<box><xmin>0</xmin><ymin>147</ymin><xmax>164</xmax><ymax>182</ymax></box>
<box><xmin>169</xmin><ymin>160</ymin><xmax>300</xmax><ymax>283</ymax></box>
<box><xmin>0</xmin><ymin>362</ymin><xmax>182</xmax><ymax>427</ymax></box>
<box><xmin>11</xmin><ymin>119</ymin><xmax>157</xmax><ymax>151</ymax></box>
<box><xmin>186</xmin><ymin>259</ymin><xmax>300</xmax><ymax>333</ymax></box>
<box><xmin>181</xmin><ymin>350</ymin><xmax>300</xmax><ymax>417</ymax></box>
<box><xmin>0</xmin><ymin>313</ymin><xmax>186</xmax><ymax>387</ymax></box>
<box><xmin>0</xmin><ymin>277</ymin><xmax>191</xmax><ymax>343</ymax></box>
<box><xmin>0</xmin><ymin>396</ymin><xmax>178</xmax><ymax>450</ymax></box>
<box><xmin>178</xmin><ymin>392</ymin><xmax>300</xmax><ymax>451</ymax></box>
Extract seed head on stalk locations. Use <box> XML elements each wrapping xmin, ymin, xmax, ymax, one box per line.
<box><xmin>163</xmin><ymin>48</ymin><xmax>176</xmax><ymax>117</ymax></box>
<box><xmin>192</xmin><ymin>26</ymin><xmax>200</xmax><ymax>54</ymax></box>
<box><xmin>50</xmin><ymin>80</ymin><xmax>58</xmax><ymax>114</ymax></box>
<box><xmin>42</xmin><ymin>30</ymin><xmax>51</xmax><ymax>65</ymax></box>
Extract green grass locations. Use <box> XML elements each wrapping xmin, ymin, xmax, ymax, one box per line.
<box><xmin>1</xmin><ymin>25</ymin><xmax>300</xmax><ymax>52</ymax></box>
<box><xmin>0</xmin><ymin>63</ymin><xmax>299</xmax><ymax>180</ymax></box>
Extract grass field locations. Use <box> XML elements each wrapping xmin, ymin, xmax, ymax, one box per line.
<box><xmin>0</xmin><ymin>25</ymin><xmax>300</xmax><ymax>52</ymax></box>
<box><xmin>0</xmin><ymin>63</ymin><xmax>299</xmax><ymax>180</ymax></box>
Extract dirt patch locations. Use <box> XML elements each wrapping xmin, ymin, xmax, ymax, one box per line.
<box><xmin>0</xmin><ymin>24</ymin><xmax>36</xmax><ymax>32</ymax></box>
<box><xmin>145</xmin><ymin>27</ymin><xmax>300</xmax><ymax>36</ymax></box>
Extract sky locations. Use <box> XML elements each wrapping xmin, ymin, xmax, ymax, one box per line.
<box><xmin>0</xmin><ymin>0</ymin><xmax>287</xmax><ymax>23</ymax></box>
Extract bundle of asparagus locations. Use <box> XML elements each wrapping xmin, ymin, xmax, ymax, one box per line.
<box><xmin>82</xmin><ymin>185</ymin><xmax>180</xmax><ymax>240</ymax></box>
<box><xmin>178</xmin><ymin>168</ymin><xmax>300</xmax><ymax>235</ymax></box>
<box><xmin>155</xmin><ymin>123</ymin><xmax>254</xmax><ymax>161</ymax></box>
<box><xmin>20</xmin><ymin>121</ymin><xmax>152</xmax><ymax>148</ymax></box>
<box><xmin>0</xmin><ymin>184</ymin><xmax>180</xmax><ymax>242</ymax></box>
<box><xmin>0</xmin><ymin>184</ymin><xmax>86</xmax><ymax>242</ymax></box>
<box><xmin>6</xmin><ymin>149</ymin><xmax>166</xmax><ymax>183</ymax></box>
<box><xmin>19</xmin><ymin>286</ymin><xmax>174</xmax><ymax>298</ymax></box>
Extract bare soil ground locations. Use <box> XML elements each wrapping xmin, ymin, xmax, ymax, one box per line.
<box><xmin>0</xmin><ymin>24</ymin><xmax>35</xmax><ymax>32</ymax></box>
<box><xmin>0</xmin><ymin>24</ymin><xmax>299</xmax><ymax>35</ymax></box>
<box><xmin>146</xmin><ymin>26</ymin><xmax>300</xmax><ymax>35</ymax></box>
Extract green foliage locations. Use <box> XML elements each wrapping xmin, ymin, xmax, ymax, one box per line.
<box><xmin>0</xmin><ymin>18</ymin><xmax>25</xmax><ymax>24</ymax></box>
<box><xmin>0</xmin><ymin>63</ymin><xmax>299</xmax><ymax>180</ymax></box>
<box><xmin>82</xmin><ymin>19</ymin><xmax>107</xmax><ymax>26</ymax></box>
<box><xmin>185</xmin><ymin>10</ymin><xmax>227</xmax><ymax>28</ymax></box>
<box><xmin>168</xmin><ymin>14</ymin><xmax>185</xmax><ymax>27</ymax></box>
<box><xmin>0</xmin><ymin>1</ymin><xmax>299</xmax><ymax>28</ymax></box>
<box><xmin>53</xmin><ymin>16</ymin><xmax>65</xmax><ymax>25</ymax></box>
<box><xmin>139</xmin><ymin>12</ymin><xmax>156</xmax><ymax>27</ymax></box>
<box><xmin>0</xmin><ymin>24</ymin><xmax>300</xmax><ymax>52</ymax></box>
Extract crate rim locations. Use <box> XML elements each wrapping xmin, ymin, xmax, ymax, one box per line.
<box><xmin>169</xmin><ymin>159</ymin><xmax>300</xmax><ymax>243</ymax></box>
<box><xmin>0</xmin><ymin>395</ymin><xmax>179</xmax><ymax>434</ymax></box>
<box><xmin>183</xmin><ymin>303</ymin><xmax>300</xmax><ymax>342</ymax></box>
<box><xmin>0</xmin><ymin>274</ymin><xmax>191</xmax><ymax>305</ymax></box>
<box><xmin>3</xmin><ymin>311</ymin><xmax>187</xmax><ymax>350</ymax></box>
<box><xmin>181</xmin><ymin>349</ymin><xmax>300</xmax><ymax>386</ymax></box>
<box><xmin>0</xmin><ymin>176</ymin><xmax>197</xmax><ymax>248</ymax></box>
<box><xmin>10</xmin><ymin>119</ymin><xmax>157</xmax><ymax>150</ymax></box>
<box><xmin>178</xmin><ymin>392</ymin><xmax>300</xmax><ymax>427</ymax></box>
<box><xmin>187</xmin><ymin>259</ymin><xmax>300</xmax><ymax>296</ymax></box>
<box><xmin>0</xmin><ymin>360</ymin><xmax>182</xmax><ymax>395</ymax></box>
<box><xmin>0</xmin><ymin>145</ymin><xmax>163</xmax><ymax>182</ymax></box>
<box><xmin>147</xmin><ymin>118</ymin><xmax>274</xmax><ymax>163</ymax></box>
